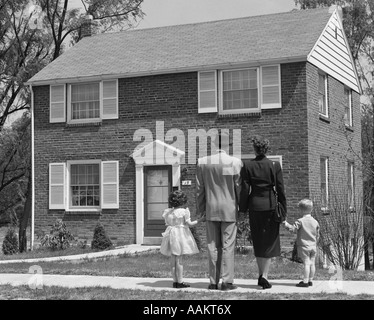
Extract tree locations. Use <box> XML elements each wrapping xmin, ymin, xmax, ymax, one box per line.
<box><xmin>0</xmin><ymin>0</ymin><xmax>145</xmax><ymax>251</ymax></box>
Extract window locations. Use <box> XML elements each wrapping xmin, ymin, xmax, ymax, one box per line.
<box><xmin>49</xmin><ymin>80</ymin><xmax>118</xmax><ymax>124</ymax></box>
<box><xmin>318</xmin><ymin>73</ymin><xmax>328</xmax><ymax>117</ymax></box>
<box><xmin>198</xmin><ymin>71</ymin><xmax>217</xmax><ymax>113</ymax></box>
<box><xmin>198</xmin><ymin>65</ymin><xmax>281</xmax><ymax>114</ymax></box>
<box><xmin>49</xmin><ymin>161</ymin><xmax>119</xmax><ymax>210</ymax></box>
<box><xmin>261</xmin><ymin>65</ymin><xmax>281</xmax><ymax>109</ymax></box>
<box><xmin>222</xmin><ymin>68</ymin><xmax>258</xmax><ymax>111</ymax></box>
<box><xmin>344</xmin><ymin>88</ymin><xmax>353</xmax><ymax>127</ymax></box>
<box><xmin>320</xmin><ymin>157</ymin><xmax>329</xmax><ymax>210</ymax></box>
<box><xmin>71</xmin><ymin>83</ymin><xmax>100</xmax><ymax>120</ymax></box>
<box><xmin>348</xmin><ymin>162</ymin><xmax>355</xmax><ymax>209</ymax></box>
<box><xmin>70</xmin><ymin>163</ymin><xmax>100</xmax><ymax>208</ymax></box>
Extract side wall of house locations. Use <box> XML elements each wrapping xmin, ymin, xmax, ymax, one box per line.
<box><xmin>307</xmin><ymin>61</ymin><xmax>363</xmax><ymax>211</ymax></box>
<box><xmin>33</xmin><ymin>62</ymin><xmax>311</xmax><ymax>248</ymax></box>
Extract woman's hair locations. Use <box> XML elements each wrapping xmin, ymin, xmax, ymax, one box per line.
<box><xmin>168</xmin><ymin>190</ymin><xmax>188</xmax><ymax>208</ymax></box>
<box><xmin>252</xmin><ymin>135</ymin><xmax>270</xmax><ymax>155</ymax></box>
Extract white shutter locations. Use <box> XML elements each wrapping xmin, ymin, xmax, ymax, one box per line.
<box><xmin>50</xmin><ymin>85</ymin><xmax>66</xmax><ymax>122</ymax></box>
<box><xmin>49</xmin><ymin>163</ymin><xmax>66</xmax><ymax>209</ymax></box>
<box><xmin>102</xmin><ymin>80</ymin><xmax>118</xmax><ymax>119</ymax></box>
<box><xmin>101</xmin><ymin>161</ymin><xmax>119</xmax><ymax>209</ymax></box>
<box><xmin>261</xmin><ymin>65</ymin><xmax>281</xmax><ymax>109</ymax></box>
<box><xmin>198</xmin><ymin>71</ymin><xmax>217</xmax><ymax>113</ymax></box>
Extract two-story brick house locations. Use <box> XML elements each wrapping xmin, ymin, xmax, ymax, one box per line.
<box><xmin>27</xmin><ymin>6</ymin><xmax>362</xmax><ymax>248</ymax></box>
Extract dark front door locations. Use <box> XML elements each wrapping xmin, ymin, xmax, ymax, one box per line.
<box><xmin>144</xmin><ymin>166</ymin><xmax>172</xmax><ymax>237</ymax></box>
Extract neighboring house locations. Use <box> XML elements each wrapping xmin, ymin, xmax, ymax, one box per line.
<box><xmin>27</xmin><ymin>6</ymin><xmax>362</xmax><ymax>248</ymax></box>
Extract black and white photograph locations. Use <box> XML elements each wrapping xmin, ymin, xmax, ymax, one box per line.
<box><xmin>1</xmin><ymin>0</ymin><xmax>374</xmax><ymax>307</ymax></box>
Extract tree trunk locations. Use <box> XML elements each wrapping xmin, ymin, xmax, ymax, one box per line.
<box><xmin>365</xmin><ymin>239</ymin><xmax>370</xmax><ymax>269</ymax></box>
<box><xmin>19</xmin><ymin>174</ymin><xmax>31</xmax><ymax>252</ymax></box>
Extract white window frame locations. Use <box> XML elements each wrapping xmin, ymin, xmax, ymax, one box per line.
<box><xmin>198</xmin><ymin>70</ymin><xmax>218</xmax><ymax>113</ymax></box>
<box><xmin>320</xmin><ymin>157</ymin><xmax>329</xmax><ymax>211</ymax></box>
<box><xmin>260</xmin><ymin>65</ymin><xmax>282</xmax><ymax>110</ymax></box>
<box><xmin>240</xmin><ymin>154</ymin><xmax>282</xmax><ymax>167</ymax></box>
<box><xmin>318</xmin><ymin>72</ymin><xmax>329</xmax><ymax>118</ymax></box>
<box><xmin>219</xmin><ymin>67</ymin><xmax>260</xmax><ymax>115</ymax></box>
<box><xmin>344</xmin><ymin>87</ymin><xmax>353</xmax><ymax>127</ymax></box>
<box><xmin>66</xmin><ymin>160</ymin><xmax>101</xmax><ymax>212</ymax></box>
<box><xmin>67</xmin><ymin>82</ymin><xmax>102</xmax><ymax>125</ymax></box>
<box><xmin>348</xmin><ymin>161</ymin><xmax>355</xmax><ymax>210</ymax></box>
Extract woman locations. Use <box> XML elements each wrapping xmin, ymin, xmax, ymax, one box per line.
<box><xmin>239</xmin><ymin>136</ymin><xmax>287</xmax><ymax>289</ymax></box>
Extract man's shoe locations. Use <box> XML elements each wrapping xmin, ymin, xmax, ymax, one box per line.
<box><xmin>296</xmin><ymin>281</ymin><xmax>309</xmax><ymax>287</ymax></box>
<box><xmin>221</xmin><ymin>283</ymin><xmax>238</xmax><ymax>291</ymax></box>
<box><xmin>208</xmin><ymin>284</ymin><xmax>218</xmax><ymax>290</ymax></box>
<box><xmin>176</xmin><ymin>282</ymin><xmax>190</xmax><ymax>288</ymax></box>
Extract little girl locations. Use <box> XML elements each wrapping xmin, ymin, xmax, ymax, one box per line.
<box><xmin>160</xmin><ymin>190</ymin><xmax>204</xmax><ymax>288</ymax></box>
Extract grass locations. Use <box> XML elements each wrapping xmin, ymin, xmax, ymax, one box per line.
<box><xmin>1</xmin><ymin>284</ymin><xmax>373</xmax><ymax>301</ymax></box>
<box><xmin>2</xmin><ymin>249</ymin><xmax>374</xmax><ymax>281</ymax></box>
<box><xmin>1</xmin><ymin>250</ymin><xmax>374</xmax><ymax>300</ymax></box>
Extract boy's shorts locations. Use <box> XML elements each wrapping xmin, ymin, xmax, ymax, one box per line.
<box><xmin>298</xmin><ymin>247</ymin><xmax>316</xmax><ymax>261</ymax></box>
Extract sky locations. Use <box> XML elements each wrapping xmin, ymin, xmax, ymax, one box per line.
<box><xmin>69</xmin><ymin>0</ymin><xmax>297</xmax><ymax>30</ymax></box>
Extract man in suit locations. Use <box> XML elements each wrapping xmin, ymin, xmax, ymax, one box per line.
<box><xmin>196</xmin><ymin>131</ymin><xmax>242</xmax><ymax>291</ymax></box>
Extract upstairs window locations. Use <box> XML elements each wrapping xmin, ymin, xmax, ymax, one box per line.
<box><xmin>344</xmin><ymin>87</ymin><xmax>353</xmax><ymax>127</ymax></box>
<box><xmin>71</xmin><ymin>83</ymin><xmax>100</xmax><ymax>120</ymax></box>
<box><xmin>49</xmin><ymin>79</ymin><xmax>118</xmax><ymax>124</ymax></box>
<box><xmin>222</xmin><ymin>69</ymin><xmax>258</xmax><ymax>112</ymax></box>
<box><xmin>318</xmin><ymin>73</ymin><xmax>328</xmax><ymax>117</ymax></box>
<box><xmin>198</xmin><ymin>65</ymin><xmax>281</xmax><ymax>114</ymax></box>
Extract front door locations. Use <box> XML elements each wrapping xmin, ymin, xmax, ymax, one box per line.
<box><xmin>144</xmin><ymin>166</ymin><xmax>172</xmax><ymax>237</ymax></box>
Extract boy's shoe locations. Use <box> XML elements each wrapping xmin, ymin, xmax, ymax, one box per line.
<box><xmin>175</xmin><ymin>282</ymin><xmax>190</xmax><ymax>288</ymax></box>
<box><xmin>308</xmin><ymin>281</ymin><xmax>313</xmax><ymax>286</ymax></box>
<box><xmin>296</xmin><ymin>281</ymin><xmax>309</xmax><ymax>287</ymax></box>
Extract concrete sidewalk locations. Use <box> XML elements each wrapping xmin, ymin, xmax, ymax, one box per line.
<box><xmin>0</xmin><ymin>244</ymin><xmax>374</xmax><ymax>296</ymax></box>
<box><xmin>0</xmin><ymin>273</ymin><xmax>374</xmax><ymax>296</ymax></box>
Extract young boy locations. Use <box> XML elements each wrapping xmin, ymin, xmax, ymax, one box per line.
<box><xmin>283</xmin><ymin>199</ymin><xmax>320</xmax><ymax>287</ymax></box>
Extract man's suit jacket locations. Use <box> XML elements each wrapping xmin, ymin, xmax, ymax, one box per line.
<box><xmin>196</xmin><ymin>151</ymin><xmax>242</xmax><ymax>222</ymax></box>
<box><xmin>239</xmin><ymin>155</ymin><xmax>287</xmax><ymax>213</ymax></box>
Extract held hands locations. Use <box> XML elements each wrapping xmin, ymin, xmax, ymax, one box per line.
<box><xmin>197</xmin><ymin>213</ymin><xmax>206</xmax><ymax>223</ymax></box>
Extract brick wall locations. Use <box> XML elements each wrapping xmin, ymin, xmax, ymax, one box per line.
<box><xmin>33</xmin><ymin>61</ymin><xmax>362</xmax><ymax>250</ymax></box>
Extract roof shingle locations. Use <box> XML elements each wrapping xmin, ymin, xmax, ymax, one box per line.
<box><xmin>28</xmin><ymin>8</ymin><xmax>332</xmax><ymax>84</ymax></box>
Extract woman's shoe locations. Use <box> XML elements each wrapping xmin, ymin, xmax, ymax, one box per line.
<box><xmin>173</xmin><ymin>282</ymin><xmax>177</xmax><ymax>288</ymax></box>
<box><xmin>259</xmin><ymin>277</ymin><xmax>272</xmax><ymax>289</ymax></box>
<box><xmin>257</xmin><ymin>274</ymin><xmax>263</xmax><ymax>286</ymax></box>
<box><xmin>176</xmin><ymin>282</ymin><xmax>190</xmax><ymax>288</ymax></box>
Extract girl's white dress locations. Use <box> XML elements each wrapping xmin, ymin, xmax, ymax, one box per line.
<box><xmin>160</xmin><ymin>207</ymin><xmax>199</xmax><ymax>256</ymax></box>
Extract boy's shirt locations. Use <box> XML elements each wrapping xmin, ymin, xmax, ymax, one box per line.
<box><xmin>285</xmin><ymin>215</ymin><xmax>320</xmax><ymax>250</ymax></box>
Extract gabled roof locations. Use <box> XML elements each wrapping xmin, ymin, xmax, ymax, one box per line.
<box><xmin>28</xmin><ymin>8</ymin><xmax>334</xmax><ymax>85</ymax></box>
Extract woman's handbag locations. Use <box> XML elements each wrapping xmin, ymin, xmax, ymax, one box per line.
<box><xmin>271</xmin><ymin>162</ymin><xmax>286</xmax><ymax>223</ymax></box>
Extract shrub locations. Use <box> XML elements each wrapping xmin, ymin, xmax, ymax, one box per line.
<box><xmin>40</xmin><ymin>219</ymin><xmax>75</xmax><ymax>250</ymax></box>
<box><xmin>2</xmin><ymin>227</ymin><xmax>19</xmax><ymax>255</ymax></box>
<box><xmin>91</xmin><ymin>223</ymin><xmax>113</xmax><ymax>250</ymax></box>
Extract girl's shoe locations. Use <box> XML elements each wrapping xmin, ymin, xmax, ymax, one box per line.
<box><xmin>259</xmin><ymin>277</ymin><xmax>272</xmax><ymax>289</ymax></box>
<box><xmin>176</xmin><ymin>282</ymin><xmax>190</xmax><ymax>288</ymax></box>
